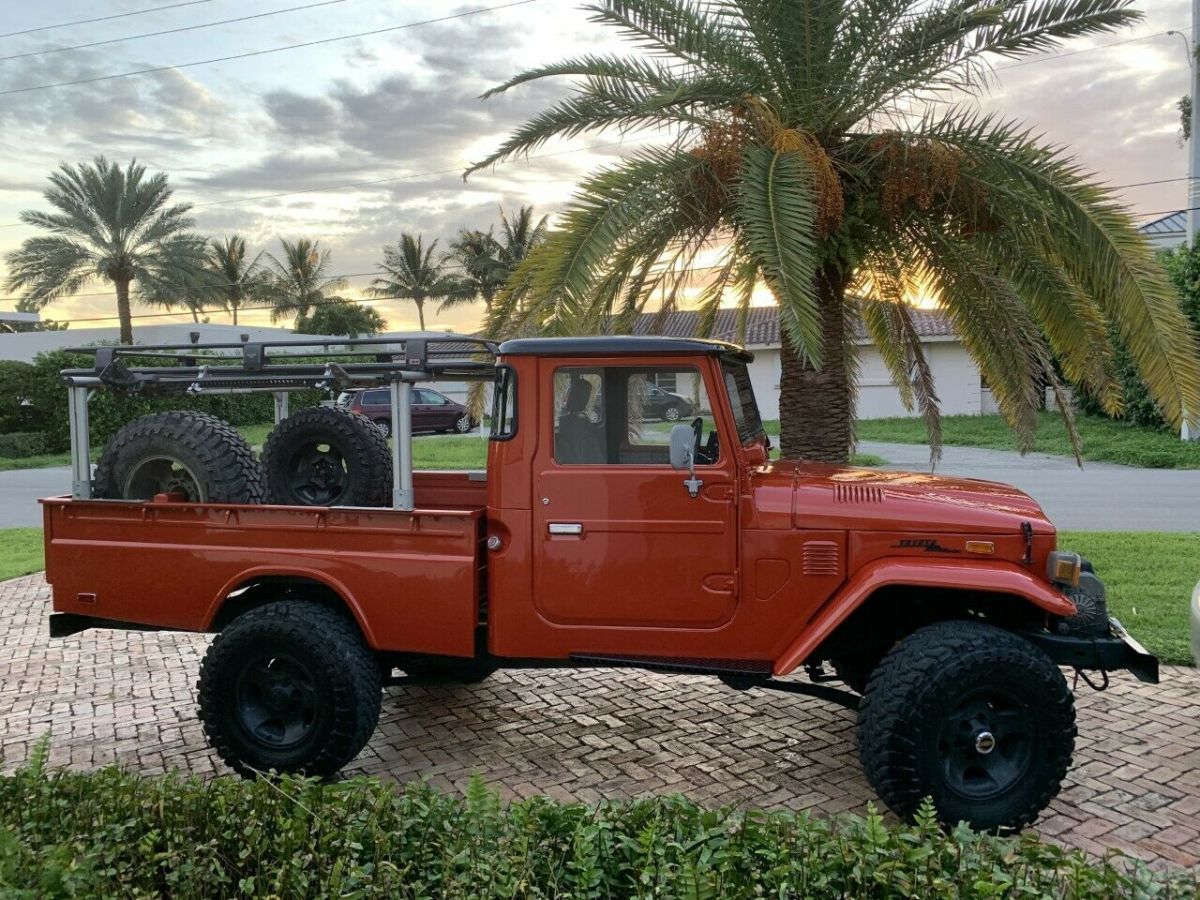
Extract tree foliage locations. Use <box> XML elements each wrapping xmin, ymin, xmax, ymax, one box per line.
<box><xmin>3</xmin><ymin>157</ymin><xmax>208</xmax><ymax>344</ymax></box>
<box><xmin>262</xmin><ymin>238</ymin><xmax>346</xmax><ymax>327</ymax></box>
<box><xmin>295</xmin><ymin>297</ymin><xmax>387</xmax><ymax>338</ymax></box>
<box><xmin>471</xmin><ymin>0</ymin><xmax>1200</xmax><ymax>462</ymax></box>
<box><xmin>366</xmin><ymin>233</ymin><xmax>459</xmax><ymax>331</ymax></box>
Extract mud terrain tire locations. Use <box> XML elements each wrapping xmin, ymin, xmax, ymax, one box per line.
<box><xmin>858</xmin><ymin>620</ymin><xmax>1075</xmax><ymax>831</ymax></box>
<box><xmin>94</xmin><ymin>410</ymin><xmax>265</xmax><ymax>503</ymax></box>
<box><xmin>261</xmin><ymin>407</ymin><xmax>391</xmax><ymax>507</ymax></box>
<box><xmin>198</xmin><ymin>601</ymin><xmax>382</xmax><ymax>778</ymax></box>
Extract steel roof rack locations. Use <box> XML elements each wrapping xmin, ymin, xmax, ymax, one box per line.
<box><xmin>59</xmin><ymin>334</ymin><xmax>500</xmax><ymax>512</ymax></box>
<box><xmin>59</xmin><ymin>334</ymin><xmax>500</xmax><ymax>394</ymax></box>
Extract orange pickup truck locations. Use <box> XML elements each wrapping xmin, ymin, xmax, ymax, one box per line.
<box><xmin>43</xmin><ymin>335</ymin><xmax>1157</xmax><ymax>831</ymax></box>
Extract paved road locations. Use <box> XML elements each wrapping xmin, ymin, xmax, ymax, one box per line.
<box><xmin>1</xmin><ymin>573</ymin><xmax>1197</xmax><ymax>868</ymax></box>
<box><xmin>2</xmin><ymin>442</ymin><xmax>1194</xmax><ymax>530</ymax></box>
<box><xmin>859</xmin><ymin>442</ymin><xmax>1199</xmax><ymax>532</ymax></box>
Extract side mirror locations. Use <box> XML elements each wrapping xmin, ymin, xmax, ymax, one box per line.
<box><xmin>669</xmin><ymin>423</ymin><xmax>694</xmax><ymax>471</ymax></box>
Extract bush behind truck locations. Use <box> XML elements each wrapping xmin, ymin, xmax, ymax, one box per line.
<box><xmin>43</xmin><ymin>335</ymin><xmax>1158</xmax><ymax>833</ymax></box>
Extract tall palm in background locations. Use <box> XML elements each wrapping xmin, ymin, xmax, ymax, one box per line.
<box><xmin>442</xmin><ymin>228</ymin><xmax>506</xmax><ymax>314</ymax></box>
<box><xmin>368</xmin><ymin>234</ymin><xmax>459</xmax><ymax>331</ymax></box>
<box><xmin>3</xmin><ymin>157</ymin><xmax>208</xmax><ymax>344</ymax></box>
<box><xmin>263</xmin><ymin>238</ymin><xmax>346</xmax><ymax>327</ymax></box>
<box><xmin>205</xmin><ymin>235</ymin><xmax>267</xmax><ymax>325</ymax></box>
<box><xmin>497</xmin><ymin>205</ymin><xmax>549</xmax><ymax>271</ymax></box>
<box><xmin>470</xmin><ymin>0</ymin><xmax>1200</xmax><ymax>463</ymax></box>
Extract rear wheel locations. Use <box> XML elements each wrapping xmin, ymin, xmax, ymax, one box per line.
<box><xmin>374</xmin><ymin>419</ymin><xmax>391</xmax><ymax>438</ymax></box>
<box><xmin>94</xmin><ymin>410</ymin><xmax>265</xmax><ymax>503</ymax></box>
<box><xmin>663</xmin><ymin>404</ymin><xmax>682</xmax><ymax>422</ymax></box>
<box><xmin>454</xmin><ymin>414</ymin><xmax>473</xmax><ymax>433</ymax></box>
<box><xmin>261</xmin><ymin>407</ymin><xmax>391</xmax><ymax>507</ymax></box>
<box><xmin>858</xmin><ymin>620</ymin><xmax>1075</xmax><ymax>831</ymax></box>
<box><xmin>198</xmin><ymin>601</ymin><xmax>382</xmax><ymax>778</ymax></box>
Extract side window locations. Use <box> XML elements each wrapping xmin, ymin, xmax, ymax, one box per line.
<box><xmin>553</xmin><ymin>366</ymin><xmax>719</xmax><ymax>466</ymax></box>
<box><xmin>490</xmin><ymin>366</ymin><xmax>517</xmax><ymax>441</ymax></box>
<box><xmin>363</xmin><ymin>389</ymin><xmax>388</xmax><ymax>405</ymax></box>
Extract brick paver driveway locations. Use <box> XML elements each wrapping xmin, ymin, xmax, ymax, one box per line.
<box><xmin>2</xmin><ymin>574</ymin><xmax>1198</xmax><ymax>868</ymax></box>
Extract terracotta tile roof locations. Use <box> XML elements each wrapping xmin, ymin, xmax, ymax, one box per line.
<box><xmin>630</xmin><ymin>306</ymin><xmax>956</xmax><ymax>346</ymax></box>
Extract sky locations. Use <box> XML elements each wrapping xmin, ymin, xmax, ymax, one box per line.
<box><xmin>0</xmin><ymin>0</ymin><xmax>1193</xmax><ymax>335</ymax></box>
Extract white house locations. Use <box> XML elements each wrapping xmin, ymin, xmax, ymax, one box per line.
<box><xmin>0</xmin><ymin>322</ymin><xmax>315</xmax><ymax>363</ymax></box>
<box><xmin>1138</xmin><ymin>211</ymin><xmax>1187</xmax><ymax>251</ymax></box>
<box><xmin>630</xmin><ymin>307</ymin><xmax>987</xmax><ymax>421</ymax></box>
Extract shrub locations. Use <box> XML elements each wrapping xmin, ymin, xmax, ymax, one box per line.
<box><xmin>0</xmin><ymin>755</ymin><xmax>1193</xmax><ymax>899</ymax></box>
<box><xmin>0</xmin><ymin>432</ymin><xmax>49</xmax><ymax>458</ymax></box>
<box><xmin>0</xmin><ymin>361</ymin><xmax>47</xmax><ymax>435</ymax></box>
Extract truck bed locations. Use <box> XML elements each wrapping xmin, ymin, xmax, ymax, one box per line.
<box><xmin>42</xmin><ymin>471</ymin><xmax>488</xmax><ymax>657</ymax></box>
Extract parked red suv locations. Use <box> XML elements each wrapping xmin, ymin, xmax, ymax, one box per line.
<box><xmin>341</xmin><ymin>387</ymin><xmax>476</xmax><ymax>436</ymax></box>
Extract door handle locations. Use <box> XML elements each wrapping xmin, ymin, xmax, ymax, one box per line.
<box><xmin>548</xmin><ymin>523</ymin><xmax>583</xmax><ymax>536</ymax></box>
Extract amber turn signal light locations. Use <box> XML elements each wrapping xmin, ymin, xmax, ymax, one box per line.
<box><xmin>1046</xmin><ymin>550</ymin><xmax>1082</xmax><ymax>587</ymax></box>
<box><xmin>965</xmin><ymin>541</ymin><xmax>995</xmax><ymax>555</ymax></box>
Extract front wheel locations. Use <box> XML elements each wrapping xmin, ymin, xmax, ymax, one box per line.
<box><xmin>858</xmin><ymin>620</ymin><xmax>1075</xmax><ymax>831</ymax></box>
<box><xmin>198</xmin><ymin>601</ymin><xmax>382</xmax><ymax>778</ymax></box>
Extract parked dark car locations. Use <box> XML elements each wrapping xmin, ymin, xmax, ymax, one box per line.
<box><xmin>343</xmin><ymin>388</ymin><xmax>476</xmax><ymax>436</ymax></box>
<box><xmin>642</xmin><ymin>383</ymin><xmax>694</xmax><ymax>421</ymax></box>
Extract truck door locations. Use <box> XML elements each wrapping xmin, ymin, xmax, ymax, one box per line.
<box><xmin>531</xmin><ymin>359</ymin><xmax>738</xmax><ymax>629</ymax></box>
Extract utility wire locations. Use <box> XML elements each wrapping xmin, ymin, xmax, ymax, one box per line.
<box><xmin>0</xmin><ymin>0</ymin><xmax>541</xmax><ymax>97</ymax></box>
<box><xmin>994</xmin><ymin>28</ymin><xmax>1180</xmax><ymax>71</ymax></box>
<box><xmin>0</xmin><ymin>1</ymin><xmax>215</xmax><ymax>40</ymax></box>
<box><xmin>0</xmin><ymin>0</ymin><xmax>347</xmax><ymax>64</ymax></box>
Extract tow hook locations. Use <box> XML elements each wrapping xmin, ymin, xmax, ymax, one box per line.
<box><xmin>1073</xmin><ymin>668</ymin><xmax>1109</xmax><ymax>692</ymax></box>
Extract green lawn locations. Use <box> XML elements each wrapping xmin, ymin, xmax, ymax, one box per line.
<box><xmin>0</xmin><ymin>529</ymin><xmax>44</xmax><ymax>581</ymax></box>
<box><xmin>857</xmin><ymin>412</ymin><xmax>1200</xmax><ymax>469</ymax></box>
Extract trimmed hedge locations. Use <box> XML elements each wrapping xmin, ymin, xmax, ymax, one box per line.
<box><xmin>0</xmin><ymin>432</ymin><xmax>49</xmax><ymax>458</ymax></box>
<box><xmin>0</xmin><ymin>755</ymin><xmax>1194</xmax><ymax>898</ymax></box>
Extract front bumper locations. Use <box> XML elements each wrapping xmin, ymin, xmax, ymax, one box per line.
<box><xmin>1190</xmin><ymin>581</ymin><xmax>1200</xmax><ymax>666</ymax></box>
<box><xmin>1023</xmin><ymin>616</ymin><xmax>1159</xmax><ymax>685</ymax></box>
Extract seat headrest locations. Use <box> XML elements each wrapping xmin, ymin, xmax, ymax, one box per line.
<box><xmin>562</xmin><ymin>377</ymin><xmax>594</xmax><ymax>415</ymax></box>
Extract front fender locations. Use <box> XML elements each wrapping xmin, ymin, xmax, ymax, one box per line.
<box><xmin>773</xmin><ymin>558</ymin><xmax>1076</xmax><ymax>676</ymax></box>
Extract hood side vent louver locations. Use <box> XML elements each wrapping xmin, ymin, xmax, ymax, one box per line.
<box><xmin>802</xmin><ymin>541</ymin><xmax>840</xmax><ymax>576</ymax></box>
<box><xmin>834</xmin><ymin>483</ymin><xmax>884</xmax><ymax>504</ymax></box>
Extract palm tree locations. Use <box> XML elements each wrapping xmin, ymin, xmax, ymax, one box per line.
<box><xmin>496</xmin><ymin>205</ymin><xmax>548</xmax><ymax>270</ymax></box>
<box><xmin>263</xmin><ymin>238</ymin><xmax>346</xmax><ymax>326</ymax></box>
<box><xmin>3</xmin><ymin>156</ymin><xmax>208</xmax><ymax>344</ymax></box>
<box><xmin>441</xmin><ymin>227</ymin><xmax>505</xmax><ymax>314</ymax></box>
<box><xmin>205</xmin><ymin>236</ymin><xmax>267</xmax><ymax>325</ymax></box>
<box><xmin>468</xmin><ymin>1</ymin><xmax>1200</xmax><ymax>463</ymax></box>
<box><xmin>367</xmin><ymin>234</ymin><xmax>459</xmax><ymax>331</ymax></box>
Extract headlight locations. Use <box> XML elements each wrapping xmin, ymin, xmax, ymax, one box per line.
<box><xmin>1046</xmin><ymin>550</ymin><xmax>1082</xmax><ymax>588</ymax></box>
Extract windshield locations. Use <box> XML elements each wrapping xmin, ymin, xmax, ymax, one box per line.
<box><xmin>721</xmin><ymin>360</ymin><xmax>766</xmax><ymax>445</ymax></box>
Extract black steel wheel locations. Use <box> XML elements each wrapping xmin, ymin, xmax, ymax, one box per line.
<box><xmin>198</xmin><ymin>600</ymin><xmax>382</xmax><ymax>778</ymax></box>
<box><xmin>94</xmin><ymin>410</ymin><xmax>265</xmax><ymax>503</ymax></box>
<box><xmin>261</xmin><ymin>407</ymin><xmax>391</xmax><ymax>507</ymax></box>
<box><xmin>858</xmin><ymin>620</ymin><xmax>1075</xmax><ymax>831</ymax></box>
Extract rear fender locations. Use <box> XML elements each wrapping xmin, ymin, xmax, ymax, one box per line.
<box><xmin>773</xmin><ymin>558</ymin><xmax>1076</xmax><ymax>676</ymax></box>
<box><xmin>204</xmin><ymin>566</ymin><xmax>377</xmax><ymax>648</ymax></box>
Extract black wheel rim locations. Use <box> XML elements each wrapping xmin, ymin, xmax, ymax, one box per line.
<box><xmin>287</xmin><ymin>441</ymin><xmax>348</xmax><ymax>505</ymax></box>
<box><xmin>233</xmin><ymin>653</ymin><xmax>320</xmax><ymax>750</ymax></box>
<box><xmin>935</xmin><ymin>688</ymin><xmax>1035</xmax><ymax>800</ymax></box>
<box><xmin>455</xmin><ymin>415</ymin><xmax>471</xmax><ymax>433</ymax></box>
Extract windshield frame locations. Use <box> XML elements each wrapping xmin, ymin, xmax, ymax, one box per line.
<box><xmin>720</xmin><ymin>358</ymin><xmax>767</xmax><ymax>446</ymax></box>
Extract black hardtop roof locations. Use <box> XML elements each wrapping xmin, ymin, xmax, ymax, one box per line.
<box><xmin>497</xmin><ymin>335</ymin><xmax>753</xmax><ymax>362</ymax></box>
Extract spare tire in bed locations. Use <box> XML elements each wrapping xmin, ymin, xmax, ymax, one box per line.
<box><xmin>94</xmin><ymin>410</ymin><xmax>267</xmax><ymax>504</ymax></box>
<box><xmin>261</xmin><ymin>407</ymin><xmax>392</xmax><ymax>507</ymax></box>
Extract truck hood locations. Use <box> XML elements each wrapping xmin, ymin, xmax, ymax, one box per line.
<box><xmin>747</xmin><ymin>460</ymin><xmax>1055</xmax><ymax>534</ymax></box>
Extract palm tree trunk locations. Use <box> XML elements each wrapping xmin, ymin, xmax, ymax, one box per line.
<box><xmin>778</xmin><ymin>269</ymin><xmax>854</xmax><ymax>463</ymax></box>
<box><xmin>114</xmin><ymin>278</ymin><xmax>133</xmax><ymax>345</ymax></box>
<box><xmin>416</xmin><ymin>299</ymin><xmax>426</xmax><ymax>331</ymax></box>
<box><xmin>232</xmin><ymin>302</ymin><xmax>238</xmax><ymax>326</ymax></box>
